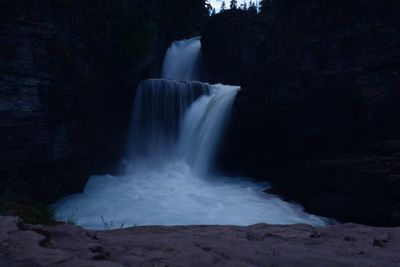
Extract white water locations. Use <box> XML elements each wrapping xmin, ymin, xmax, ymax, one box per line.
<box><xmin>177</xmin><ymin>84</ymin><xmax>239</xmax><ymax>175</ymax></box>
<box><xmin>162</xmin><ymin>37</ymin><xmax>202</xmax><ymax>81</ymax></box>
<box><xmin>53</xmin><ymin>37</ymin><xmax>327</xmax><ymax>229</ymax></box>
<box><xmin>127</xmin><ymin>79</ymin><xmax>209</xmax><ymax>163</ymax></box>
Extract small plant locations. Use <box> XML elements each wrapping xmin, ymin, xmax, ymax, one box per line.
<box><xmin>66</xmin><ymin>208</ymin><xmax>78</xmax><ymax>225</ymax></box>
<box><xmin>100</xmin><ymin>216</ymin><xmax>114</xmax><ymax>230</ymax></box>
<box><xmin>0</xmin><ymin>198</ymin><xmax>57</xmax><ymax>225</ymax></box>
<box><xmin>99</xmin><ymin>216</ymin><xmax>127</xmax><ymax>230</ymax></box>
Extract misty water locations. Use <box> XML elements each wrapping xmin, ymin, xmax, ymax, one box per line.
<box><xmin>53</xmin><ymin>37</ymin><xmax>327</xmax><ymax>229</ymax></box>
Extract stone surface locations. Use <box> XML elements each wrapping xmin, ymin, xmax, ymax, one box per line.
<box><xmin>0</xmin><ymin>0</ymin><xmax>152</xmax><ymax>203</ymax></box>
<box><xmin>1</xmin><ymin>216</ymin><xmax>400</xmax><ymax>267</ymax></box>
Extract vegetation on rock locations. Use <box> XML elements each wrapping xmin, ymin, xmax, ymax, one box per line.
<box><xmin>107</xmin><ymin>0</ymin><xmax>158</xmax><ymax>59</ymax></box>
<box><xmin>0</xmin><ymin>198</ymin><xmax>57</xmax><ymax>225</ymax></box>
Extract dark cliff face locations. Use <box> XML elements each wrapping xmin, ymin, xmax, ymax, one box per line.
<box><xmin>0</xmin><ymin>0</ymin><xmax>207</xmax><ymax>206</ymax></box>
<box><xmin>201</xmin><ymin>9</ymin><xmax>271</xmax><ymax>84</ymax></box>
<box><xmin>203</xmin><ymin>0</ymin><xmax>400</xmax><ymax>225</ymax></box>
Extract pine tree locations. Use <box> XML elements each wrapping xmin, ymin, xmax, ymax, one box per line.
<box><xmin>205</xmin><ymin>0</ymin><xmax>213</xmax><ymax>15</ymax></box>
<box><xmin>240</xmin><ymin>2</ymin><xmax>248</xmax><ymax>10</ymax></box>
<box><xmin>220</xmin><ymin>1</ymin><xmax>226</xmax><ymax>11</ymax></box>
<box><xmin>260</xmin><ymin>0</ymin><xmax>273</xmax><ymax>15</ymax></box>
<box><xmin>248</xmin><ymin>1</ymin><xmax>257</xmax><ymax>13</ymax></box>
<box><xmin>211</xmin><ymin>8</ymin><xmax>216</xmax><ymax>16</ymax></box>
<box><xmin>230</xmin><ymin>0</ymin><xmax>237</xmax><ymax>10</ymax></box>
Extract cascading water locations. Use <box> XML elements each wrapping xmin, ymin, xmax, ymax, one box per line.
<box><xmin>162</xmin><ymin>36</ymin><xmax>202</xmax><ymax>81</ymax></box>
<box><xmin>127</xmin><ymin>79</ymin><xmax>209</xmax><ymax>163</ymax></box>
<box><xmin>53</xmin><ymin>37</ymin><xmax>327</xmax><ymax>229</ymax></box>
<box><xmin>177</xmin><ymin>84</ymin><xmax>239</xmax><ymax>175</ymax></box>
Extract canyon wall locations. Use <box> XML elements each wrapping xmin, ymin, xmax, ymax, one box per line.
<box><xmin>203</xmin><ymin>0</ymin><xmax>400</xmax><ymax>225</ymax></box>
<box><xmin>0</xmin><ymin>0</ymin><xmax>207</xmax><ymax>205</ymax></box>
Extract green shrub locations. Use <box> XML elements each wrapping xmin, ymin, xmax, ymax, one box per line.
<box><xmin>159</xmin><ymin>0</ymin><xmax>208</xmax><ymax>36</ymax></box>
<box><xmin>107</xmin><ymin>0</ymin><xmax>158</xmax><ymax>59</ymax></box>
<box><xmin>0</xmin><ymin>198</ymin><xmax>58</xmax><ymax>226</ymax></box>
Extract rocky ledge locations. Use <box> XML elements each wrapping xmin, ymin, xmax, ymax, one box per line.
<box><xmin>1</xmin><ymin>217</ymin><xmax>400</xmax><ymax>267</ymax></box>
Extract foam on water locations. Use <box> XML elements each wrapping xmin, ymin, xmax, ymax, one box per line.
<box><xmin>55</xmin><ymin>161</ymin><xmax>325</xmax><ymax>229</ymax></box>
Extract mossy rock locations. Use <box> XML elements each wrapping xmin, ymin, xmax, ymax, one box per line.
<box><xmin>0</xmin><ymin>198</ymin><xmax>58</xmax><ymax>226</ymax></box>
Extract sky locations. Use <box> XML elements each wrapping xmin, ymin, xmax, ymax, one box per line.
<box><xmin>209</xmin><ymin>0</ymin><xmax>260</xmax><ymax>12</ymax></box>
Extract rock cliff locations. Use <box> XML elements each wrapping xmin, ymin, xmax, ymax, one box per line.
<box><xmin>202</xmin><ymin>0</ymin><xmax>400</xmax><ymax>225</ymax></box>
<box><xmin>0</xmin><ymin>0</ymin><xmax>207</xmax><ymax>211</ymax></box>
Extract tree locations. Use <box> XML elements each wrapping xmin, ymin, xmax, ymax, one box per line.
<box><xmin>230</xmin><ymin>0</ymin><xmax>237</xmax><ymax>9</ymax></box>
<box><xmin>205</xmin><ymin>0</ymin><xmax>212</xmax><ymax>14</ymax></box>
<box><xmin>260</xmin><ymin>0</ymin><xmax>273</xmax><ymax>15</ymax></box>
<box><xmin>159</xmin><ymin>0</ymin><xmax>209</xmax><ymax>36</ymax></box>
<box><xmin>220</xmin><ymin>1</ymin><xmax>226</xmax><ymax>11</ymax></box>
<box><xmin>211</xmin><ymin>8</ymin><xmax>216</xmax><ymax>16</ymax></box>
<box><xmin>240</xmin><ymin>2</ymin><xmax>248</xmax><ymax>10</ymax></box>
<box><xmin>248</xmin><ymin>0</ymin><xmax>257</xmax><ymax>13</ymax></box>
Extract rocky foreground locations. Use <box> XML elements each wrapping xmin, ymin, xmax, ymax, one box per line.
<box><xmin>1</xmin><ymin>217</ymin><xmax>400</xmax><ymax>267</ymax></box>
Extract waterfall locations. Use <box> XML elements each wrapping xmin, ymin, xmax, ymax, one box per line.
<box><xmin>125</xmin><ymin>79</ymin><xmax>238</xmax><ymax>176</ymax></box>
<box><xmin>125</xmin><ymin>38</ymin><xmax>238</xmax><ymax>175</ymax></box>
<box><xmin>178</xmin><ymin>84</ymin><xmax>239</xmax><ymax>174</ymax></box>
<box><xmin>162</xmin><ymin>37</ymin><xmax>202</xmax><ymax>81</ymax></box>
<box><xmin>53</xmin><ymin>37</ymin><xmax>327</xmax><ymax>229</ymax></box>
<box><xmin>127</xmin><ymin>79</ymin><xmax>209</xmax><ymax>162</ymax></box>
